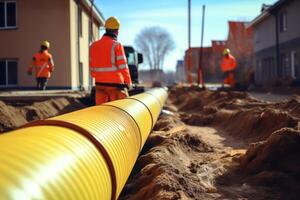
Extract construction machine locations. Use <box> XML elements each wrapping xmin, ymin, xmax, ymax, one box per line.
<box><xmin>124</xmin><ymin>46</ymin><xmax>145</xmax><ymax>95</ymax></box>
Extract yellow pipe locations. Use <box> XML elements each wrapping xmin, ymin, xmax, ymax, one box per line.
<box><xmin>0</xmin><ymin>88</ymin><xmax>167</xmax><ymax>200</ymax></box>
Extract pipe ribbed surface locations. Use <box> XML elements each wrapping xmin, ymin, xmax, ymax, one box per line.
<box><xmin>0</xmin><ymin>126</ymin><xmax>112</xmax><ymax>200</ymax></box>
<box><xmin>0</xmin><ymin>88</ymin><xmax>168</xmax><ymax>200</ymax></box>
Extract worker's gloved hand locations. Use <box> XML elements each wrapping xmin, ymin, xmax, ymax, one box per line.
<box><xmin>127</xmin><ymin>83</ymin><xmax>133</xmax><ymax>90</ymax></box>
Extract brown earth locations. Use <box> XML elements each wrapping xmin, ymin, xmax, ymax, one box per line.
<box><xmin>0</xmin><ymin>97</ymin><xmax>86</xmax><ymax>133</ymax></box>
<box><xmin>119</xmin><ymin>86</ymin><xmax>300</xmax><ymax>200</ymax></box>
<box><xmin>1</xmin><ymin>87</ymin><xmax>300</xmax><ymax>199</ymax></box>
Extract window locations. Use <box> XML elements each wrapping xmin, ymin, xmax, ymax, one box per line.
<box><xmin>78</xmin><ymin>7</ymin><xmax>82</xmax><ymax>37</ymax></box>
<box><xmin>0</xmin><ymin>59</ymin><xmax>18</xmax><ymax>86</ymax></box>
<box><xmin>79</xmin><ymin>62</ymin><xmax>83</xmax><ymax>89</ymax></box>
<box><xmin>89</xmin><ymin>20</ymin><xmax>93</xmax><ymax>43</ymax></box>
<box><xmin>126</xmin><ymin>52</ymin><xmax>136</xmax><ymax>65</ymax></box>
<box><xmin>0</xmin><ymin>1</ymin><xmax>16</xmax><ymax>29</ymax></box>
<box><xmin>280</xmin><ymin>53</ymin><xmax>291</xmax><ymax>78</ymax></box>
<box><xmin>279</xmin><ymin>12</ymin><xmax>287</xmax><ymax>32</ymax></box>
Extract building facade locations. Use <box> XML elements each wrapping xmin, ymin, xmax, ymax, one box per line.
<box><xmin>183</xmin><ymin>20</ymin><xmax>253</xmax><ymax>84</ymax></box>
<box><xmin>249</xmin><ymin>0</ymin><xmax>300</xmax><ymax>85</ymax></box>
<box><xmin>0</xmin><ymin>0</ymin><xmax>105</xmax><ymax>90</ymax></box>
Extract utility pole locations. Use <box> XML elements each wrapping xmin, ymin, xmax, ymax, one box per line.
<box><xmin>198</xmin><ymin>5</ymin><xmax>206</xmax><ymax>88</ymax></box>
<box><xmin>187</xmin><ymin>0</ymin><xmax>193</xmax><ymax>85</ymax></box>
<box><xmin>188</xmin><ymin>0</ymin><xmax>191</xmax><ymax>49</ymax></box>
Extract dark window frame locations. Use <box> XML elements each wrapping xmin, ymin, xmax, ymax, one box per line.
<box><xmin>78</xmin><ymin>7</ymin><xmax>82</xmax><ymax>37</ymax></box>
<box><xmin>279</xmin><ymin>11</ymin><xmax>287</xmax><ymax>32</ymax></box>
<box><xmin>0</xmin><ymin>0</ymin><xmax>17</xmax><ymax>30</ymax></box>
<box><xmin>0</xmin><ymin>58</ymin><xmax>18</xmax><ymax>87</ymax></box>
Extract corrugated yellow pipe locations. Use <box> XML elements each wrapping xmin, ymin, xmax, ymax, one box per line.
<box><xmin>0</xmin><ymin>88</ymin><xmax>167</xmax><ymax>200</ymax></box>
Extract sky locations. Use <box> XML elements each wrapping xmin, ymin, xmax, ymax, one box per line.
<box><xmin>95</xmin><ymin>0</ymin><xmax>278</xmax><ymax>71</ymax></box>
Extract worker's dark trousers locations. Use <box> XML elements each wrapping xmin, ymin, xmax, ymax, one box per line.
<box><xmin>36</xmin><ymin>77</ymin><xmax>48</xmax><ymax>90</ymax></box>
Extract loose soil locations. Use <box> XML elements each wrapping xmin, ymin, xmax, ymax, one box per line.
<box><xmin>1</xmin><ymin>87</ymin><xmax>300</xmax><ymax>199</ymax></box>
<box><xmin>119</xmin><ymin>86</ymin><xmax>300</xmax><ymax>200</ymax></box>
<box><xmin>0</xmin><ymin>97</ymin><xmax>86</xmax><ymax>133</ymax></box>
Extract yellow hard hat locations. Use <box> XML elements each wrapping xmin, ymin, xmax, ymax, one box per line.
<box><xmin>223</xmin><ymin>48</ymin><xmax>230</xmax><ymax>55</ymax></box>
<box><xmin>105</xmin><ymin>16</ymin><xmax>120</xmax><ymax>30</ymax></box>
<box><xmin>41</xmin><ymin>40</ymin><xmax>50</xmax><ymax>49</ymax></box>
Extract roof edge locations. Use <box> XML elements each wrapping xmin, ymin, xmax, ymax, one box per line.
<box><xmin>247</xmin><ymin>0</ymin><xmax>293</xmax><ymax>29</ymax></box>
<box><xmin>247</xmin><ymin>11</ymin><xmax>270</xmax><ymax>28</ymax></box>
<box><xmin>82</xmin><ymin>0</ymin><xmax>105</xmax><ymax>26</ymax></box>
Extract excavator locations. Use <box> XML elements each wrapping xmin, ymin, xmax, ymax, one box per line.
<box><xmin>124</xmin><ymin>46</ymin><xmax>145</xmax><ymax>95</ymax></box>
<box><xmin>90</xmin><ymin>46</ymin><xmax>144</xmax><ymax>104</ymax></box>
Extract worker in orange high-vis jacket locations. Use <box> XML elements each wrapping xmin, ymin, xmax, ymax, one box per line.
<box><xmin>28</xmin><ymin>40</ymin><xmax>54</xmax><ymax>90</ymax></box>
<box><xmin>90</xmin><ymin>16</ymin><xmax>132</xmax><ymax>105</ymax></box>
<box><xmin>220</xmin><ymin>48</ymin><xmax>237</xmax><ymax>88</ymax></box>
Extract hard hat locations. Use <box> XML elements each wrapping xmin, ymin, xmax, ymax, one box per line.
<box><xmin>105</xmin><ymin>16</ymin><xmax>120</xmax><ymax>30</ymax></box>
<box><xmin>41</xmin><ymin>40</ymin><xmax>50</xmax><ymax>49</ymax></box>
<box><xmin>223</xmin><ymin>48</ymin><xmax>230</xmax><ymax>55</ymax></box>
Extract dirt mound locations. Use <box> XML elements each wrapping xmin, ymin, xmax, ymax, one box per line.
<box><xmin>0</xmin><ymin>98</ymin><xmax>85</xmax><ymax>133</ymax></box>
<box><xmin>170</xmin><ymin>86</ymin><xmax>258</xmax><ymax>112</ymax></box>
<box><xmin>275</xmin><ymin>95</ymin><xmax>300</xmax><ymax>116</ymax></box>
<box><xmin>170</xmin><ymin>86</ymin><xmax>300</xmax><ymax>143</ymax></box>
<box><xmin>154</xmin><ymin>113</ymin><xmax>184</xmax><ymax>132</ymax></box>
<box><xmin>181</xmin><ymin>113</ymin><xmax>214</xmax><ymax>126</ymax></box>
<box><xmin>120</xmin><ymin>86</ymin><xmax>296</xmax><ymax>199</ymax></box>
<box><xmin>214</xmin><ymin>108</ymin><xmax>298</xmax><ymax>141</ymax></box>
<box><xmin>239</xmin><ymin>128</ymin><xmax>300</xmax><ymax>197</ymax></box>
<box><xmin>120</xmin><ymin>113</ymin><xmax>222</xmax><ymax>200</ymax></box>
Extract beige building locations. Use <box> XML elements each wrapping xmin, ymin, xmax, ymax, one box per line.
<box><xmin>0</xmin><ymin>0</ymin><xmax>105</xmax><ymax>90</ymax></box>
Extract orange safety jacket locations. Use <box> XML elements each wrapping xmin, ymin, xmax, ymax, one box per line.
<box><xmin>28</xmin><ymin>51</ymin><xmax>54</xmax><ymax>78</ymax></box>
<box><xmin>220</xmin><ymin>54</ymin><xmax>237</xmax><ymax>72</ymax></box>
<box><xmin>89</xmin><ymin>35</ymin><xmax>132</xmax><ymax>85</ymax></box>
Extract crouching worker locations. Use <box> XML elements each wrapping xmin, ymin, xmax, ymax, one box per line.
<box><xmin>28</xmin><ymin>40</ymin><xmax>54</xmax><ymax>90</ymax></box>
<box><xmin>89</xmin><ymin>16</ymin><xmax>132</xmax><ymax>105</ymax></box>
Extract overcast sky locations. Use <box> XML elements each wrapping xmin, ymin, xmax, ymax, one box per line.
<box><xmin>95</xmin><ymin>0</ymin><xmax>278</xmax><ymax>71</ymax></box>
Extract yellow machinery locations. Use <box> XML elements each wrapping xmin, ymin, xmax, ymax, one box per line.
<box><xmin>0</xmin><ymin>88</ymin><xmax>167</xmax><ymax>200</ymax></box>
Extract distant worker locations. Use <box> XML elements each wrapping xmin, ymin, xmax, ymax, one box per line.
<box><xmin>220</xmin><ymin>48</ymin><xmax>237</xmax><ymax>88</ymax></box>
<box><xmin>89</xmin><ymin>16</ymin><xmax>132</xmax><ymax>105</ymax></box>
<box><xmin>27</xmin><ymin>40</ymin><xmax>54</xmax><ymax>90</ymax></box>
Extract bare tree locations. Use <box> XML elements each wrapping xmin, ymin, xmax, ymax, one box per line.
<box><xmin>134</xmin><ymin>27</ymin><xmax>175</xmax><ymax>71</ymax></box>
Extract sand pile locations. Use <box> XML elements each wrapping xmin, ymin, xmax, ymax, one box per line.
<box><xmin>239</xmin><ymin>128</ymin><xmax>300</xmax><ymax>197</ymax></box>
<box><xmin>275</xmin><ymin>95</ymin><xmax>300</xmax><ymax>117</ymax></box>
<box><xmin>170</xmin><ymin>86</ymin><xmax>300</xmax><ymax>142</ymax></box>
<box><xmin>118</xmin><ymin>86</ymin><xmax>300</xmax><ymax>199</ymax></box>
<box><xmin>0</xmin><ymin>98</ymin><xmax>85</xmax><ymax>133</ymax></box>
<box><xmin>120</xmin><ymin>112</ymin><xmax>232</xmax><ymax>200</ymax></box>
<box><xmin>214</xmin><ymin>108</ymin><xmax>298</xmax><ymax>141</ymax></box>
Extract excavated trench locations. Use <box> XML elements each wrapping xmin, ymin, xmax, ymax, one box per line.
<box><xmin>119</xmin><ymin>86</ymin><xmax>300</xmax><ymax>200</ymax></box>
<box><xmin>1</xmin><ymin>88</ymin><xmax>300</xmax><ymax>199</ymax></box>
<box><xmin>0</xmin><ymin>97</ymin><xmax>88</xmax><ymax>133</ymax></box>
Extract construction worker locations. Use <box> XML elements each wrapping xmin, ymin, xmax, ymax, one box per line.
<box><xmin>28</xmin><ymin>40</ymin><xmax>54</xmax><ymax>90</ymax></box>
<box><xmin>90</xmin><ymin>16</ymin><xmax>132</xmax><ymax>105</ymax></box>
<box><xmin>220</xmin><ymin>48</ymin><xmax>237</xmax><ymax>88</ymax></box>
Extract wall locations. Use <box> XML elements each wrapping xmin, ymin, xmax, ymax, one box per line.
<box><xmin>278</xmin><ymin>0</ymin><xmax>300</xmax><ymax>43</ymax></box>
<box><xmin>253</xmin><ymin>16</ymin><xmax>276</xmax><ymax>53</ymax></box>
<box><xmin>0</xmin><ymin>0</ymin><xmax>71</xmax><ymax>89</ymax></box>
<box><xmin>253</xmin><ymin>0</ymin><xmax>300</xmax><ymax>84</ymax></box>
<box><xmin>70</xmin><ymin>0</ymin><xmax>100</xmax><ymax>90</ymax></box>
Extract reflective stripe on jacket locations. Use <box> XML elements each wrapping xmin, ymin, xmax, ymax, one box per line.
<box><xmin>220</xmin><ymin>54</ymin><xmax>237</xmax><ymax>72</ymax></box>
<box><xmin>89</xmin><ymin>35</ymin><xmax>132</xmax><ymax>84</ymax></box>
<box><xmin>28</xmin><ymin>51</ymin><xmax>54</xmax><ymax>78</ymax></box>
